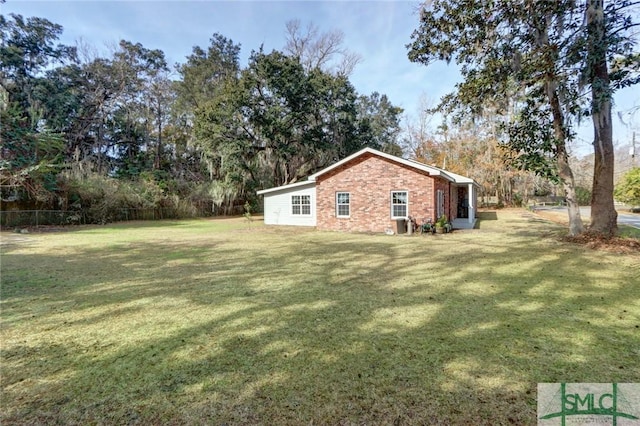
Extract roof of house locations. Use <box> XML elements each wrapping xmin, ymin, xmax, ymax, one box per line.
<box><xmin>308</xmin><ymin>147</ymin><xmax>455</xmax><ymax>182</ymax></box>
<box><xmin>256</xmin><ymin>147</ymin><xmax>479</xmax><ymax>195</ymax></box>
<box><xmin>256</xmin><ymin>179</ymin><xmax>315</xmax><ymax>195</ymax></box>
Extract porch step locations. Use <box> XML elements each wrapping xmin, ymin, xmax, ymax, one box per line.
<box><xmin>452</xmin><ymin>218</ymin><xmax>476</xmax><ymax>230</ymax></box>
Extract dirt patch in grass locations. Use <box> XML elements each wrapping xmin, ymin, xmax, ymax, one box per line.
<box><xmin>532</xmin><ymin>208</ymin><xmax>640</xmax><ymax>253</ymax></box>
<box><xmin>562</xmin><ymin>232</ymin><xmax>640</xmax><ymax>253</ymax></box>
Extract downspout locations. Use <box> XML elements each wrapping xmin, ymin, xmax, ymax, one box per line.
<box><xmin>468</xmin><ymin>183</ymin><xmax>474</xmax><ymax>224</ymax></box>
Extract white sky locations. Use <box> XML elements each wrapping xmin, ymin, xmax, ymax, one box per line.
<box><xmin>3</xmin><ymin>0</ymin><xmax>639</xmax><ymax>156</ymax></box>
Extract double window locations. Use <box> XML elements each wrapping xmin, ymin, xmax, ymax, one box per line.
<box><xmin>291</xmin><ymin>195</ymin><xmax>311</xmax><ymax>215</ymax></box>
<box><xmin>391</xmin><ymin>191</ymin><xmax>408</xmax><ymax>218</ymax></box>
<box><xmin>336</xmin><ymin>192</ymin><xmax>350</xmax><ymax>217</ymax></box>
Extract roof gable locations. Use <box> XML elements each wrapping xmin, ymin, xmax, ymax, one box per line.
<box><xmin>257</xmin><ymin>147</ymin><xmax>478</xmax><ymax>195</ymax></box>
<box><xmin>309</xmin><ymin>147</ymin><xmax>455</xmax><ymax>182</ymax></box>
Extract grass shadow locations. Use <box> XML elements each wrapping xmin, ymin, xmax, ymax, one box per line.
<box><xmin>477</xmin><ymin>211</ymin><xmax>498</xmax><ymax>220</ymax></box>
<box><xmin>2</xmin><ymin>211</ymin><xmax>639</xmax><ymax>424</ymax></box>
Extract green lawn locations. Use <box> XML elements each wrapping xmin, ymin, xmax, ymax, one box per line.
<box><xmin>1</xmin><ymin>210</ymin><xmax>639</xmax><ymax>424</ymax></box>
<box><xmin>619</xmin><ymin>224</ymin><xmax>640</xmax><ymax>239</ymax></box>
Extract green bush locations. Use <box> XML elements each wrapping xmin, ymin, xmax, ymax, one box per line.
<box><xmin>512</xmin><ymin>193</ymin><xmax>523</xmax><ymax>207</ymax></box>
<box><xmin>61</xmin><ymin>174</ymin><xmax>137</xmax><ymax>223</ymax></box>
<box><xmin>59</xmin><ymin>173</ymin><xmax>205</xmax><ymax>224</ymax></box>
<box><xmin>575</xmin><ymin>186</ymin><xmax>592</xmax><ymax>206</ymax></box>
<box><xmin>614</xmin><ymin>167</ymin><xmax>640</xmax><ymax>206</ymax></box>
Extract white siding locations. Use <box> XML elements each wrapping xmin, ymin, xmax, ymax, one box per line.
<box><xmin>262</xmin><ymin>183</ymin><xmax>317</xmax><ymax>226</ymax></box>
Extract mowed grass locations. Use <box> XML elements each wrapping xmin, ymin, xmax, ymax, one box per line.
<box><xmin>620</xmin><ymin>225</ymin><xmax>640</xmax><ymax>239</ymax></box>
<box><xmin>1</xmin><ymin>210</ymin><xmax>639</xmax><ymax>425</ymax></box>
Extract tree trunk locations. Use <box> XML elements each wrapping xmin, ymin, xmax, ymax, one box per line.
<box><xmin>546</xmin><ymin>80</ymin><xmax>585</xmax><ymax>236</ymax></box>
<box><xmin>535</xmin><ymin>13</ymin><xmax>584</xmax><ymax>236</ymax></box>
<box><xmin>586</xmin><ymin>0</ymin><xmax>617</xmax><ymax>236</ymax></box>
<box><xmin>155</xmin><ymin>104</ymin><xmax>163</xmax><ymax>170</ymax></box>
<box><xmin>558</xmin><ymin>147</ymin><xmax>585</xmax><ymax>236</ymax></box>
<box><xmin>590</xmin><ymin>108</ymin><xmax>617</xmax><ymax>235</ymax></box>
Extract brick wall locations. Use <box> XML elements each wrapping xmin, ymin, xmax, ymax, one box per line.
<box><xmin>316</xmin><ymin>153</ymin><xmax>448</xmax><ymax>232</ymax></box>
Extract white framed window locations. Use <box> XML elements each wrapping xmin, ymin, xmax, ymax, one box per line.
<box><xmin>391</xmin><ymin>191</ymin><xmax>408</xmax><ymax>218</ymax></box>
<box><xmin>292</xmin><ymin>195</ymin><xmax>311</xmax><ymax>216</ymax></box>
<box><xmin>336</xmin><ymin>192</ymin><xmax>350</xmax><ymax>218</ymax></box>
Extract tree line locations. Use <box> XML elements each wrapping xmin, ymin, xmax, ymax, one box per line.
<box><xmin>1</xmin><ymin>15</ymin><xmax>402</xmax><ymax>222</ymax></box>
<box><xmin>3</xmin><ymin>5</ymin><xmax>637</xmax><ymax>236</ymax></box>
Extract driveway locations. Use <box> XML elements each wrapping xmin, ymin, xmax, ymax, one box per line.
<box><xmin>618</xmin><ymin>211</ymin><xmax>640</xmax><ymax>229</ymax></box>
<box><xmin>533</xmin><ymin>205</ymin><xmax>640</xmax><ymax>230</ymax></box>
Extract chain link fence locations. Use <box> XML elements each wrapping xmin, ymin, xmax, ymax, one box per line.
<box><xmin>0</xmin><ymin>208</ymin><xmax>220</xmax><ymax>228</ymax></box>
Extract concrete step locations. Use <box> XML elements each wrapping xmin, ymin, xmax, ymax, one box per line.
<box><xmin>452</xmin><ymin>218</ymin><xmax>476</xmax><ymax>229</ymax></box>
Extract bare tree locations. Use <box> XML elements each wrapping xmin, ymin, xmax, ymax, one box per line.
<box><xmin>284</xmin><ymin>19</ymin><xmax>362</xmax><ymax>76</ymax></box>
<box><xmin>401</xmin><ymin>95</ymin><xmax>437</xmax><ymax>159</ymax></box>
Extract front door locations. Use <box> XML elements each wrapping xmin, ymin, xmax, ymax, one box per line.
<box><xmin>457</xmin><ymin>187</ymin><xmax>469</xmax><ymax>218</ymax></box>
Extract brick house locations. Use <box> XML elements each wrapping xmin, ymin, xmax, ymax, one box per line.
<box><xmin>257</xmin><ymin>148</ymin><xmax>478</xmax><ymax>233</ymax></box>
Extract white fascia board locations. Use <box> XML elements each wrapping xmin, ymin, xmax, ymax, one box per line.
<box><xmin>405</xmin><ymin>158</ymin><xmax>478</xmax><ymax>186</ymax></box>
<box><xmin>256</xmin><ymin>180</ymin><xmax>316</xmax><ymax>195</ymax></box>
<box><xmin>443</xmin><ymin>170</ymin><xmax>481</xmax><ymax>187</ymax></box>
<box><xmin>403</xmin><ymin>158</ymin><xmax>455</xmax><ymax>182</ymax></box>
